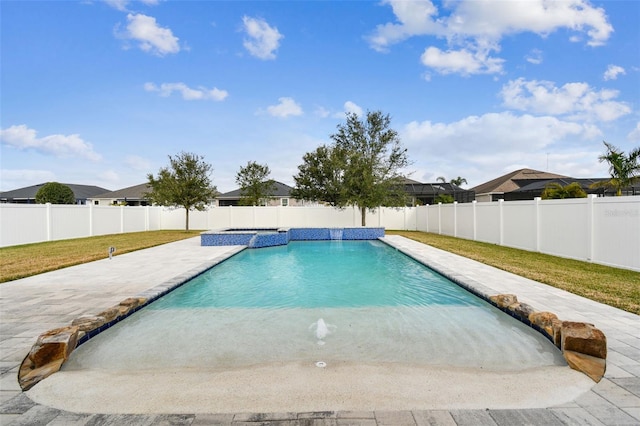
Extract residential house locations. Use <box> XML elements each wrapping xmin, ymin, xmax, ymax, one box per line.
<box><xmin>472</xmin><ymin>168</ymin><xmax>640</xmax><ymax>201</ymax></box>
<box><xmin>215</xmin><ymin>181</ymin><xmax>305</xmax><ymax>207</ymax></box>
<box><xmin>471</xmin><ymin>169</ymin><xmax>569</xmax><ymax>202</ymax></box>
<box><xmin>403</xmin><ymin>178</ymin><xmax>475</xmax><ymax>206</ymax></box>
<box><xmin>88</xmin><ymin>183</ymin><xmax>152</xmax><ymax>206</ymax></box>
<box><xmin>0</xmin><ymin>183</ymin><xmax>110</xmax><ymax>205</ymax></box>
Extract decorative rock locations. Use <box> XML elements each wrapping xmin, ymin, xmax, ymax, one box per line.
<box><xmin>18</xmin><ymin>359</ymin><xmax>65</xmax><ymax>392</ymax></box>
<box><xmin>489</xmin><ymin>294</ymin><xmax>518</xmax><ymax>308</ymax></box>
<box><xmin>71</xmin><ymin>315</ymin><xmax>106</xmax><ymax>332</ymax></box>
<box><xmin>18</xmin><ymin>326</ymin><xmax>79</xmax><ymax>391</ymax></box>
<box><xmin>561</xmin><ymin>321</ymin><xmax>606</xmax><ymax>359</ymax></box>
<box><xmin>28</xmin><ymin>326</ymin><xmax>79</xmax><ymax>368</ymax></box>
<box><xmin>97</xmin><ymin>306</ymin><xmax>121</xmax><ymax>322</ymax></box>
<box><xmin>119</xmin><ymin>297</ymin><xmax>146</xmax><ymax>310</ymax></box>
<box><xmin>552</xmin><ymin>318</ymin><xmax>564</xmax><ymax>348</ymax></box>
<box><xmin>564</xmin><ymin>350</ymin><xmax>606</xmax><ymax>382</ymax></box>
<box><xmin>529</xmin><ymin>311</ymin><xmax>558</xmax><ymax>337</ymax></box>
<box><xmin>508</xmin><ymin>302</ymin><xmax>535</xmax><ymax>322</ymax></box>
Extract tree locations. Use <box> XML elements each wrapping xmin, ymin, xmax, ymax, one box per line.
<box><xmin>35</xmin><ymin>182</ymin><xmax>76</xmax><ymax>204</ymax></box>
<box><xmin>437</xmin><ymin>176</ymin><xmax>467</xmax><ymax>186</ymax></box>
<box><xmin>541</xmin><ymin>182</ymin><xmax>587</xmax><ymax>199</ymax></box>
<box><xmin>292</xmin><ymin>110</ymin><xmax>409</xmax><ymax>225</ymax></box>
<box><xmin>291</xmin><ymin>145</ymin><xmax>345</xmax><ymax>206</ymax></box>
<box><xmin>591</xmin><ymin>141</ymin><xmax>640</xmax><ymax>196</ymax></box>
<box><xmin>235</xmin><ymin>161</ymin><xmax>276</xmax><ymax>206</ymax></box>
<box><xmin>450</xmin><ymin>176</ymin><xmax>468</xmax><ymax>187</ymax></box>
<box><xmin>145</xmin><ymin>151</ymin><xmax>217</xmax><ymax>230</ymax></box>
<box><xmin>433</xmin><ymin>194</ymin><xmax>454</xmax><ymax>204</ymax></box>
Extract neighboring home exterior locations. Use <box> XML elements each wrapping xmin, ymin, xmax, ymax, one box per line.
<box><xmin>403</xmin><ymin>179</ymin><xmax>475</xmax><ymax>206</ymax></box>
<box><xmin>472</xmin><ymin>169</ymin><xmax>569</xmax><ymax>202</ymax></box>
<box><xmin>472</xmin><ymin>168</ymin><xmax>640</xmax><ymax>201</ymax></box>
<box><xmin>0</xmin><ymin>183</ymin><xmax>110</xmax><ymax>205</ymax></box>
<box><xmin>88</xmin><ymin>183</ymin><xmax>152</xmax><ymax>206</ymax></box>
<box><xmin>506</xmin><ymin>177</ymin><xmax>637</xmax><ymax>200</ymax></box>
<box><xmin>215</xmin><ymin>181</ymin><xmax>305</xmax><ymax>207</ymax></box>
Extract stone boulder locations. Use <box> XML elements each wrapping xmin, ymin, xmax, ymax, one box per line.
<box><xmin>489</xmin><ymin>294</ymin><xmax>518</xmax><ymax>308</ymax></box>
<box><xmin>507</xmin><ymin>302</ymin><xmax>536</xmax><ymax>322</ymax></box>
<box><xmin>116</xmin><ymin>297</ymin><xmax>147</xmax><ymax>316</ymax></box>
<box><xmin>18</xmin><ymin>326</ymin><xmax>79</xmax><ymax>391</ymax></box>
<box><xmin>71</xmin><ymin>315</ymin><xmax>106</xmax><ymax>332</ymax></box>
<box><xmin>564</xmin><ymin>350</ymin><xmax>606</xmax><ymax>383</ymax></box>
<box><xmin>561</xmin><ymin>321</ymin><xmax>607</xmax><ymax>359</ymax></box>
<box><xmin>529</xmin><ymin>311</ymin><xmax>558</xmax><ymax>338</ymax></box>
<box><xmin>96</xmin><ymin>306</ymin><xmax>121</xmax><ymax>323</ymax></box>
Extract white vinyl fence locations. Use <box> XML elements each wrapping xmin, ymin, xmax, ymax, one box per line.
<box><xmin>1</xmin><ymin>196</ymin><xmax>638</xmax><ymax>271</ymax></box>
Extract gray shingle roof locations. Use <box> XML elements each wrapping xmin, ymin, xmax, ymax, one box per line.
<box><xmin>471</xmin><ymin>169</ymin><xmax>569</xmax><ymax>194</ymax></box>
<box><xmin>0</xmin><ymin>183</ymin><xmax>111</xmax><ymax>201</ymax></box>
<box><xmin>217</xmin><ymin>181</ymin><xmax>293</xmax><ymax>199</ymax></box>
<box><xmin>90</xmin><ymin>183</ymin><xmax>151</xmax><ymax>200</ymax></box>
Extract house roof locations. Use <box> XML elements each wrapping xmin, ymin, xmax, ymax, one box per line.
<box><xmin>90</xmin><ymin>183</ymin><xmax>151</xmax><ymax>200</ymax></box>
<box><xmin>471</xmin><ymin>169</ymin><xmax>569</xmax><ymax>195</ymax></box>
<box><xmin>217</xmin><ymin>181</ymin><xmax>294</xmax><ymax>199</ymax></box>
<box><xmin>511</xmin><ymin>177</ymin><xmax>639</xmax><ymax>193</ymax></box>
<box><xmin>403</xmin><ymin>182</ymin><xmax>467</xmax><ymax>195</ymax></box>
<box><xmin>0</xmin><ymin>183</ymin><xmax>111</xmax><ymax>201</ymax></box>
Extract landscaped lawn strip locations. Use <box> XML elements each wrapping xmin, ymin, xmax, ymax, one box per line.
<box><xmin>387</xmin><ymin>230</ymin><xmax>640</xmax><ymax>315</ymax></box>
<box><xmin>0</xmin><ymin>230</ymin><xmax>201</xmax><ymax>283</ymax></box>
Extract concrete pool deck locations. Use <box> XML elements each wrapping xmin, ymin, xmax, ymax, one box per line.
<box><xmin>0</xmin><ymin>235</ymin><xmax>638</xmax><ymax>425</ymax></box>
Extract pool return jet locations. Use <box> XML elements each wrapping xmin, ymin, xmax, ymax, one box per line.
<box><xmin>309</xmin><ymin>318</ymin><xmax>337</xmax><ymax>345</ymax></box>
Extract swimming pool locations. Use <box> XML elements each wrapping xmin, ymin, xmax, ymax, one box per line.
<box><xmin>63</xmin><ymin>240</ymin><xmax>565</xmax><ymax>372</ymax></box>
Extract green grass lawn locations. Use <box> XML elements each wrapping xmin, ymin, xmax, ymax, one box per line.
<box><xmin>387</xmin><ymin>230</ymin><xmax>640</xmax><ymax>315</ymax></box>
<box><xmin>1</xmin><ymin>229</ymin><xmax>638</xmax><ymax>315</ymax></box>
<box><xmin>0</xmin><ymin>230</ymin><xmax>201</xmax><ymax>283</ymax></box>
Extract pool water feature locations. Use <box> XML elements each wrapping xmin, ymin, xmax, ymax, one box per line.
<box><xmin>63</xmin><ymin>241</ymin><xmax>566</xmax><ymax>372</ymax></box>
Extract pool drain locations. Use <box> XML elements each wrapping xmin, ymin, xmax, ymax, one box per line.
<box><xmin>315</xmin><ymin>361</ymin><xmax>327</xmax><ymax>368</ymax></box>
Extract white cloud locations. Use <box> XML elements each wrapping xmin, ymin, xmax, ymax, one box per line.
<box><xmin>105</xmin><ymin>0</ymin><xmax>159</xmax><ymax>11</ymax></box>
<box><xmin>0</xmin><ymin>124</ymin><xmax>101</xmax><ymax>161</ymax></box>
<box><xmin>367</xmin><ymin>0</ymin><xmax>444</xmax><ymax>53</ymax></box>
<box><xmin>525</xmin><ymin>48</ymin><xmax>543</xmax><ymax>65</ymax></box>
<box><xmin>0</xmin><ymin>169</ymin><xmax>57</xmax><ymax>191</ymax></box>
<box><xmin>369</xmin><ymin>0</ymin><xmax>612</xmax><ymax>76</ymax></box>
<box><xmin>100</xmin><ymin>170</ymin><xmax>121</xmax><ymax>184</ymax></box>
<box><xmin>242</xmin><ymin>16</ymin><xmax>283</xmax><ymax>60</ymax></box>
<box><xmin>119</xmin><ymin>13</ymin><xmax>180</xmax><ymax>56</ymax></box>
<box><xmin>403</xmin><ymin>112</ymin><xmax>594</xmax><ymax>156</ymax></box>
<box><xmin>444</xmin><ymin>0</ymin><xmax>612</xmax><ymax>46</ymax></box>
<box><xmin>144</xmin><ymin>82</ymin><xmax>228</xmax><ymax>101</ymax></box>
<box><xmin>314</xmin><ymin>106</ymin><xmax>331</xmax><ymax>118</ymax></box>
<box><xmin>343</xmin><ymin>101</ymin><xmax>363</xmax><ymax>117</ymax></box>
<box><xmin>603</xmin><ymin>64</ymin><xmax>625</xmax><ymax>81</ymax></box>
<box><xmin>628</xmin><ymin>123</ymin><xmax>640</xmax><ymax>141</ymax></box>
<box><xmin>331</xmin><ymin>101</ymin><xmax>364</xmax><ymax>118</ymax></box>
<box><xmin>499</xmin><ymin>78</ymin><xmax>631</xmax><ymax>122</ymax></box>
<box><xmin>266</xmin><ymin>97</ymin><xmax>303</xmax><ymax>118</ymax></box>
<box><xmin>420</xmin><ymin>46</ymin><xmax>504</xmax><ymax>75</ymax></box>
<box><xmin>124</xmin><ymin>155</ymin><xmax>152</xmax><ymax>171</ymax></box>
<box><xmin>401</xmin><ymin>112</ymin><xmax>606</xmax><ymax>185</ymax></box>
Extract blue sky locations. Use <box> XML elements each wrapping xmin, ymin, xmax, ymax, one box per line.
<box><xmin>1</xmin><ymin>0</ymin><xmax>638</xmax><ymax>193</ymax></box>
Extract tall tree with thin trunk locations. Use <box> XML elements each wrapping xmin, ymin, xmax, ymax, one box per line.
<box><xmin>235</xmin><ymin>161</ymin><xmax>276</xmax><ymax>206</ymax></box>
<box><xmin>145</xmin><ymin>151</ymin><xmax>217</xmax><ymax>230</ymax></box>
<box><xmin>591</xmin><ymin>142</ymin><xmax>640</xmax><ymax>196</ymax></box>
<box><xmin>293</xmin><ymin>110</ymin><xmax>409</xmax><ymax>226</ymax></box>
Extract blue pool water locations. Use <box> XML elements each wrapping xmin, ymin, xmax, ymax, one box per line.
<box><xmin>64</xmin><ymin>240</ymin><xmax>566</xmax><ymax>372</ymax></box>
<box><xmin>149</xmin><ymin>241</ymin><xmax>484</xmax><ymax>309</ymax></box>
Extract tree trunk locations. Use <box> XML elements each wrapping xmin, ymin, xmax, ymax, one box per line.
<box><xmin>360</xmin><ymin>206</ymin><xmax>366</xmax><ymax>226</ymax></box>
<box><xmin>185</xmin><ymin>209</ymin><xmax>190</xmax><ymax>231</ymax></box>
